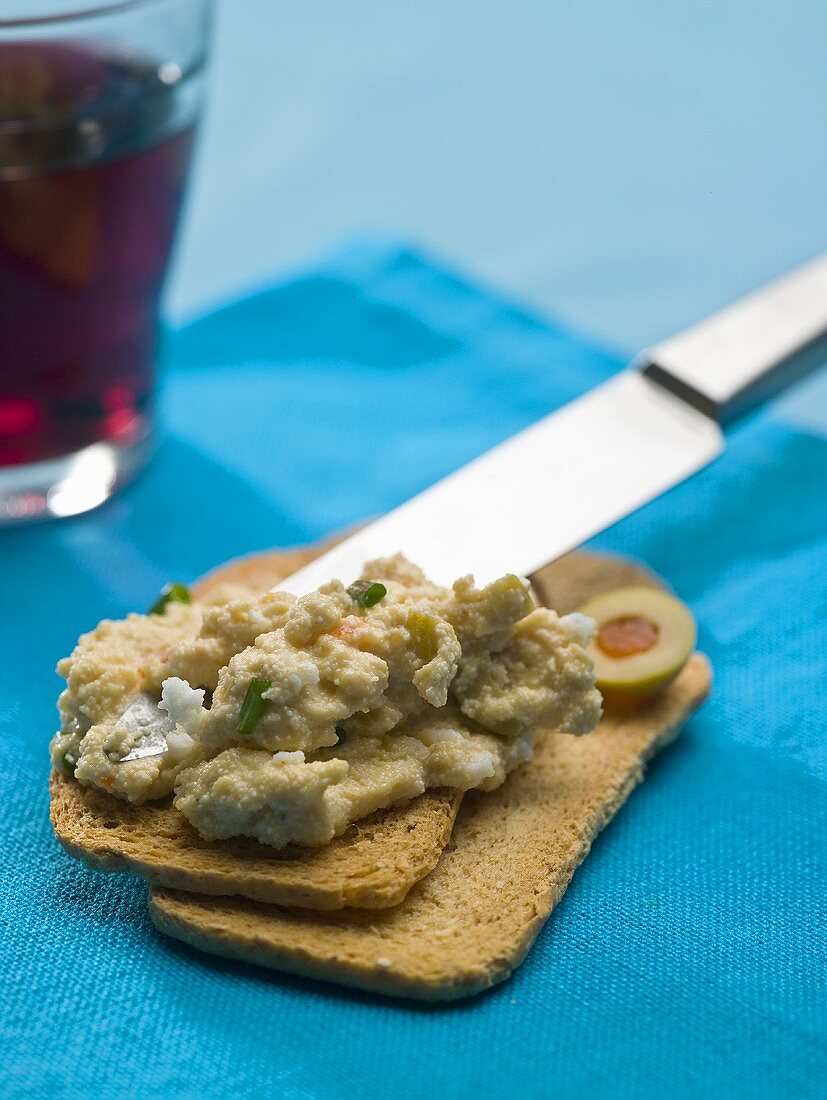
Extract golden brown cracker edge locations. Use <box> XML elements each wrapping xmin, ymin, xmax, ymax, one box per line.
<box><xmin>149</xmin><ymin>654</ymin><xmax>711</xmax><ymax>1001</ymax></box>
<box><xmin>49</xmin><ymin>543</ymin><xmax>462</xmax><ymax>910</ymax></box>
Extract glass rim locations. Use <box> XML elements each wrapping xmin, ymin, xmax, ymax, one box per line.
<box><xmin>0</xmin><ymin>1</ymin><xmax>180</xmax><ymax>31</ymax></box>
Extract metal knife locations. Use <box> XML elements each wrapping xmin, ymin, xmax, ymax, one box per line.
<box><xmin>114</xmin><ymin>255</ymin><xmax>827</xmax><ymax>764</ymax></box>
<box><xmin>279</xmin><ymin>254</ymin><xmax>827</xmax><ymax>596</ymax></box>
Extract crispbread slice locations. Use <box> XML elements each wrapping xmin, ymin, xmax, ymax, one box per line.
<box><xmin>189</xmin><ymin>545</ymin><xmax>319</xmax><ymax>599</ymax></box>
<box><xmin>531</xmin><ymin>548</ymin><xmax>665</xmax><ymax>613</ymax></box>
<box><xmin>148</xmin><ymin>553</ymin><xmax>712</xmax><ymax>1001</ymax></box>
<box><xmin>151</xmin><ymin>656</ymin><xmax>710</xmax><ymax>1000</ymax></box>
<box><xmin>50</xmin><ymin>776</ymin><xmax>461</xmax><ymax>910</ymax></box>
<box><xmin>49</xmin><ymin>543</ymin><xmax>461</xmax><ymax>911</ymax></box>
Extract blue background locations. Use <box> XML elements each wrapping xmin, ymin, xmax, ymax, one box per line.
<box><xmin>173</xmin><ymin>1</ymin><xmax>827</xmax><ymax>355</ymax></box>
<box><xmin>171</xmin><ymin>0</ymin><xmax>827</xmax><ymax>436</ymax></box>
<box><xmin>3</xmin><ymin>1</ymin><xmax>827</xmax><ymax>1095</ymax></box>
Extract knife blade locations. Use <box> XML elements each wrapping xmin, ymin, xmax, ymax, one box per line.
<box><xmin>278</xmin><ymin>254</ymin><xmax>827</xmax><ymax>595</ymax></box>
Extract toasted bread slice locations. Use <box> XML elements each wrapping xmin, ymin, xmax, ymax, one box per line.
<box><xmin>50</xmin><ymin>774</ymin><xmax>461</xmax><ymax>910</ymax></box>
<box><xmin>148</xmin><ymin>553</ymin><xmax>711</xmax><ymax>1000</ymax></box>
<box><xmin>49</xmin><ymin>543</ymin><xmax>461</xmax><ymax>911</ymax></box>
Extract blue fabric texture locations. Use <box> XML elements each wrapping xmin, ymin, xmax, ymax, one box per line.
<box><xmin>2</xmin><ymin>239</ymin><xmax>825</xmax><ymax>1099</ymax></box>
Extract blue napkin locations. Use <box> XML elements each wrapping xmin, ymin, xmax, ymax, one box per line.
<box><xmin>2</xmin><ymin>238</ymin><xmax>824</xmax><ymax>1099</ymax></box>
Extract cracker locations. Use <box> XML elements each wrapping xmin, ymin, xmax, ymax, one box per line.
<box><xmin>49</xmin><ymin>544</ymin><xmax>461</xmax><ymax>911</ymax></box>
<box><xmin>531</xmin><ymin>548</ymin><xmax>664</xmax><ymax>612</ymax></box>
<box><xmin>50</xmin><ymin>776</ymin><xmax>461</xmax><ymax>910</ymax></box>
<box><xmin>189</xmin><ymin>545</ymin><xmax>318</xmax><ymax>599</ymax></box>
<box><xmin>149</xmin><ymin>553</ymin><xmax>711</xmax><ymax>1001</ymax></box>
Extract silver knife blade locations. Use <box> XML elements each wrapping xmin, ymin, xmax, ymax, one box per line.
<box><xmin>275</xmin><ymin>254</ymin><xmax>827</xmax><ymax>597</ymax></box>
<box><xmin>278</xmin><ymin>371</ymin><xmax>723</xmax><ymax>595</ymax></box>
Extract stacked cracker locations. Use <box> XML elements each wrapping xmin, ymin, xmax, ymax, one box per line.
<box><xmin>50</xmin><ymin>545</ymin><xmax>710</xmax><ymax>1001</ymax></box>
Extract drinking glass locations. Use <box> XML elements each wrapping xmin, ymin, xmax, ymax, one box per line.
<box><xmin>0</xmin><ymin>0</ymin><xmax>211</xmax><ymax>523</ymax></box>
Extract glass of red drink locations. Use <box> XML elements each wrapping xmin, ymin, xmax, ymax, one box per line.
<box><xmin>0</xmin><ymin>0</ymin><xmax>210</xmax><ymax>523</ymax></box>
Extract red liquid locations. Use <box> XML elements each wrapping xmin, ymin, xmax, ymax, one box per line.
<box><xmin>0</xmin><ymin>42</ymin><xmax>196</xmax><ymax>466</ymax></box>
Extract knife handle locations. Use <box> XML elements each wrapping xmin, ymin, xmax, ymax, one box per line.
<box><xmin>638</xmin><ymin>254</ymin><xmax>827</xmax><ymax>424</ymax></box>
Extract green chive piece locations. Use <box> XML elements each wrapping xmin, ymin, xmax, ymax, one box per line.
<box><xmin>149</xmin><ymin>582</ymin><xmax>191</xmax><ymax>615</ymax></box>
<box><xmin>346</xmin><ymin>580</ymin><xmax>387</xmax><ymax>608</ymax></box>
<box><xmin>237</xmin><ymin>678</ymin><xmax>272</xmax><ymax>736</ymax></box>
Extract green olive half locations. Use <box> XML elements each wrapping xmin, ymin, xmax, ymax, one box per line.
<box><xmin>579</xmin><ymin>586</ymin><xmax>697</xmax><ymax>701</ymax></box>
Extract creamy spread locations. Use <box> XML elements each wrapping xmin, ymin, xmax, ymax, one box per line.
<box><xmin>51</xmin><ymin>555</ymin><xmax>602</xmax><ymax>847</ymax></box>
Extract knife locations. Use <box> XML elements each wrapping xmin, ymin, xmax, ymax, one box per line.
<box><xmin>116</xmin><ymin>255</ymin><xmax>827</xmax><ymax>763</ymax></box>
<box><xmin>278</xmin><ymin>254</ymin><xmax>827</xmax><ymax>596</ymax></box>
